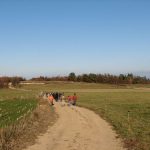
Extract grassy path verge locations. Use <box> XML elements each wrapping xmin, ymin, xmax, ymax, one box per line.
<box><xmin>77</xmin><ymin>92</ymin><xmax>150</xmax><ymax>150</ymax></box>
<box><xmin>0</xmin><ymin>89</ymin><xmax>57</xmax><ymax>150</ymax></box>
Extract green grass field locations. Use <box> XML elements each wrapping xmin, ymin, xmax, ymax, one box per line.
<box><xmin>0</xmin><ymin>89</ymin><xmax>36</xmax><ymax>100</ymax></box>
<box><xmin>0</xmin><ymin>99</ymin><xmax>37</xmax><ymax>128</ymax></box>
<box><xmin>0</xmin><ymin>82</ymin><xmax>150</xmax><ymax>150</ymax></box>
<box><xmin>21</xmin><ymin>82</ymin><xmax>150</xmax><ymax>150</ymax></box>
<box><xmin>77</xmin><ymin>92</ymin><xmax>150</xmax><ymax>150</ymax></box>
<box><xmin>0</xmin><ymin>89</ymin><xmax>37</xmax><ymax>128</ymax></box>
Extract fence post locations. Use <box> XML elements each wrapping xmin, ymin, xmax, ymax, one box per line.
<box><xmin>128</xmin><ymin>110</ymin><xmax>130</xmax><ymax>123</ymax></box>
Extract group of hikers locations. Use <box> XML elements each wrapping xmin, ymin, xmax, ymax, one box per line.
<box><xmin>47</xmin><ymin>92</ymin><xmax>77</xmax><ymax>106</ymax></box>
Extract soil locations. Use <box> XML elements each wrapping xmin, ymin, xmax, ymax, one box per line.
<box><xmin>23</xmin><ymin>102</ymin><xmax>126</xmax><ymax>150</ymax></box>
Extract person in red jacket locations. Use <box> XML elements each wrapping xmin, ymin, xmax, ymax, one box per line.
<box><xmin>72</xmin><ymin>93</ymin><xmax>77</xmax><ymax>106</ymax></box>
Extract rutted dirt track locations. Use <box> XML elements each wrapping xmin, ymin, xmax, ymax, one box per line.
<box><xmin>24</xmin><ymin>103</ymin><xmax>126</xmax><ymax>150</ymax></box>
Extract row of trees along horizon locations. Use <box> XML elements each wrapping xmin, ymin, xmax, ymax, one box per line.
<box><xmin>0</xmin><ymin>73</ymin><xmax>150</xmax><ymax>88</ymax></box>
<box><xmin>0</xmin><ymin>77</ymin><xmax>25</xmax><ymax>88</ymax></box>
<box><xmin>31</xmin><ymin>73</ymin><xmax>150</xmax><ymax>84</ymax></box>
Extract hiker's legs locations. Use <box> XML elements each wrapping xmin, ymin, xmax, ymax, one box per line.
<box><xmin>72</xmin><ymin>101</ymin><xmax>76</xmax><ymax>106</ymax></box>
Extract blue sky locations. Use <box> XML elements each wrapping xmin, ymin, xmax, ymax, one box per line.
<box><xmin>0</xmin><ymin>0</ymin><xmax>150</xmax><ymax>78</ymax></box>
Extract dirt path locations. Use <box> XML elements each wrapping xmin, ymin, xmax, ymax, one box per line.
<box><xmin>24</xmin><ymin>103</ymin><xmax>126</xmax><ymax>150</ymax></box>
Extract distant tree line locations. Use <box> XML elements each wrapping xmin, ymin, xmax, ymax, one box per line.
<box><xmin>31</xmin><ymin>72</ymin><xmax>150</xmax><ymax>84</ymax></box>
<box><xmin>31</xmin><ymin>76</ymin><xmax>68</xmax><ymax>82</ymax></box>
<box><xmin>0</xmin><ymin>76</ymin><xmax>25</xmax><ymax>88</ymax></box>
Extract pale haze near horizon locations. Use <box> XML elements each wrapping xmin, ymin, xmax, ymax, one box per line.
<box><xmin>0</xmin><ymin>1</ymin><xmax>150</xmax><ymax>78</ymax></box>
